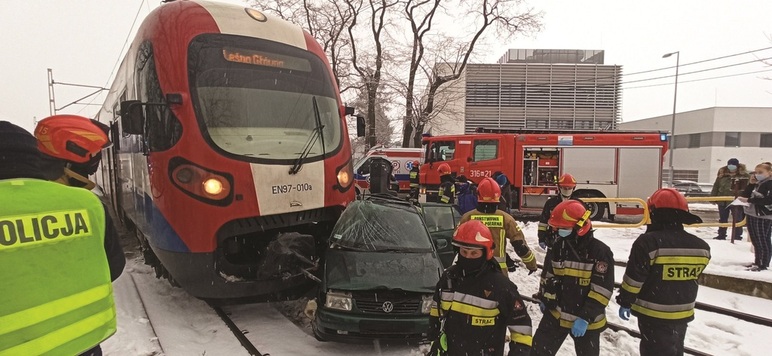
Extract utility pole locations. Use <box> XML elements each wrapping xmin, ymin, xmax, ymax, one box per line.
<box><xmin>47</xmin><ymin>68</ymin><xmax>56</xmax><ymax>116</ymax></box>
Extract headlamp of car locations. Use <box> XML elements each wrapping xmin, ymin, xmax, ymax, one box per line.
<box><xmin>325</xmin><ymin>290</ymin><xmax>353</xmax><ymax>311</ymax></box>
<box><xmin>421</xmin><ymin>294</ymin><xmax>433</xmax><ymax>314</ymax></box>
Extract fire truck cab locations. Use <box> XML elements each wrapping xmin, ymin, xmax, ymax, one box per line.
<box><xmin>420</xmin><ymin>129</ymin><xmax>669</xmax><ymax>219</ymax></box>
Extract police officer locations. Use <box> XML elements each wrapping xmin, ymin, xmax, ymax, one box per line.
<box><xmin>617</xmin><ymin>188</ymin><xmax>710</xmax><ymax>356</ymax></box>
<box><xmin>459</xmin><ymin>177</ymin><xmax>537</xmax><ymax>276</ymax></box>
<box><xmin>409</xmin><ymin>160</ymin><xmax>421</xmax><ymax>201</ymax></box>
<box><xmin>537</xmin><ymin>173</ymin><xmax>579</xmax><ymax>250</ymax></box>
<box><xmin>429</xmin><ymin>219</ymin><xmax>533</xmax><ymax>356</ymax></box>
<box><xmin>0</xmin><ymin>120</ymin><xmax>123</xmax><ymax>356</ymax></box>
<box><xmin>532</xmin><ymin>200</ymin><xmax>614</xmax><ymax>356</ymax></box>
<box><xmin>437</xmin><ymin>162</ymin><xmax>456</xmax><ymax>204</ymax></box>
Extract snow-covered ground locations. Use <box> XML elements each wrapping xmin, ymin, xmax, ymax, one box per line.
<box><xmin>101</xmin><ymin>204</ymin><xmax>771</xmax><ymax>355</ymax></box>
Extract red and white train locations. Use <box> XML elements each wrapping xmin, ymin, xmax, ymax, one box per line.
<box><xmin>95</xmin><ymin>0</ymin><xmax>355</xmax><ymax>300</ymax></box>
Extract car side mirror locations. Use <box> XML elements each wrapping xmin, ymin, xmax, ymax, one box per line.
<box><xmin>436</xmin><ymin>239</ymin><xmax>448</xmax><ymax>249</ymax></box>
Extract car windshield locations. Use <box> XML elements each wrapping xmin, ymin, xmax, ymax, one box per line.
<box><xmin>330</xmin><ymin>200</ymin><xmax>434</xmax><ymax>252</ymax></box>
<box><xmin>188</xmin><ymin>34</ymin><xmax>341</xmax><ymax>161</ymax></box>
<box><xmin>325</xmin><ymin>249</ymin><xmax>440</xmax><ymax>292</ymax></box>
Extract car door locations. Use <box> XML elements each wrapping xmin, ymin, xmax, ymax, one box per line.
<box><xmin>421</xmin><ymin>203</ymin><xmax>461</xmax><ymax>268</ymax></box>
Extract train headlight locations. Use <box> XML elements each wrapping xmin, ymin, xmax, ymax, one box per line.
<box><xmin>325</xmin><ymin>290</ymin><xmax>352</xmax><ymax>311</ymax></box>
<box><xmin>333</xmin><ymin>158</ymin><xmax>354</xmax><ymax>192</ymax></box>
<box><xmin>203</xmin><ymin>178</ymin><xmax>224</xmax><ymax>196</ymax></box>
<box><xmin>170</xmin><ymin>158</ymin><xmax>233</xmax><ymax>205</ymax></box>
<box><xmin>337</xmin><ymin>168</ymin><xmax>351</xmax><ymax>187</ymax></box>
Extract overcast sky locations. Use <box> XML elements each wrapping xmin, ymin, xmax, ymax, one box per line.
<box><xmin>2</xmin><ymin>0</ymin><xmax>770</xmax><ymax>134</ymax></box>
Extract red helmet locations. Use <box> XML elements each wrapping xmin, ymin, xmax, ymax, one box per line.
<box><xmin>477</xmin><ymin>177</ymin><xmax>501</xmax><ymax>203</ymax></box>
<box><xmin>557</xmin><ymin>173</ymin><xmax>577</xmax><ymax>188</ymax></box>
<box><xmin>437</xmin><ymin>162</ymin><xmax>451</xmax><ymax>176</ymax></box>
<box><xmin>35</xmin><ymin>115</ymin><xmax>110</xmax><ymax>163</ymax></box>
<box><xmin>548</xmin><ymin>200</ymin><xmax>592</xmax><ymax>236</ymax></box>
<box><xmin>412</xmin><ymin>160</ymin><xmax>420</xmax><ymax>167</ymax></box>
<box><xmin>452</xmin><ymin>220</ymin><xmax>495</xmax><ymax>260</ymax></box>
<box><xmin>647</xmin><ymin>188</ymin><xmax>688</xmax><ymax>211</ymax></box>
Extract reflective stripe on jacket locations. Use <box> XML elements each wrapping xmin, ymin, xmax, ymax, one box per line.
<box><xmin>460</xmin><ymin>210</ymin><xmax>537</xmax><ymax>273</ymax></box>
<box><xmin>617</xmin><ymin>227</ymin><xmax>710</xmax><ymax>323</ymax></box>
<box><xmin>0</xmin><ymin>179</ymin><xmax>116</xmax><ymax>355</ymax></box>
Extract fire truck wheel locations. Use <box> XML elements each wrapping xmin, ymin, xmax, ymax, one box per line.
<box><xmin>585</xmin><ymin>201</ymin><xmax>606</xmax><ymax>220</ymax></box>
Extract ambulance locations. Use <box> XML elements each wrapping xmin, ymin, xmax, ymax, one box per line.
<box><xmin>353</xmin><ymin>146</ymin><xmax>422</xmax><ymax>195</ymax></box>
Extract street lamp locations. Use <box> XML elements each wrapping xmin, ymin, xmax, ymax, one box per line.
<box><xmin>662</xmin><ymin>51</ymin><xmax>680</xmax><ymax>187</ymax></box>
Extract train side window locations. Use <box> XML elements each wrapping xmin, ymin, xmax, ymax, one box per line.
<box><xmin>137</xmin><ymin>41</ymin><xmax>182</xmax><ymax>152</ymax></box>
<box><xmin>473</xmin><ymin>139</ymin><xmax>498</xmax><ymax>162</ymax></box>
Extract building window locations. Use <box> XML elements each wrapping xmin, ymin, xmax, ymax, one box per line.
<box><xmin>761</xmin><ymin>133</ymin><xmax>772</xmax><ymax>148</ymax></box>
<box><xmin>473</xmin><ymin>139</ymin><xmax>498</xmax><ymax>161</ymax></box>
<box><xmin>725</xmin><ymin>132</ymin><xmax>741</xmax><ymax>147</ymax></box>
<box><xmin>688</xmin><ymin>133</ymin><xmax>701</xmax><ymax>148</ymax></box>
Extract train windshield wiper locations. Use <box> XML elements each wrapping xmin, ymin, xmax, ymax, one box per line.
<box><xmin>289</xmin><ymin>96</ymin><xmax>325</xmax><ymax>175</ymax></box>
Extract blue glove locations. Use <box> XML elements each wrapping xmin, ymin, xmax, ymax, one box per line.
<box><xmin>539</xmin><ymin>242</ymin><xmax>547</xmax><ymax>250</ymax></box>
<box><xmin>571</xmin><ymin>318</ymin><xmax>588</xmax><ymax>337</ymax></box>
<box><xmin>538</xmin><ymin>301</ymin><xmax>546</xmax><ymax>313</ymax></box>
<box><xmin>619</xmin><ymin>307</ymin><xmax>631</xmax><ymax>321</ymax></box>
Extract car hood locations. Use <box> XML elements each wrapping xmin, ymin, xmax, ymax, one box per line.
<box><xmin>325</xmin><ymin>249</ymin><xmax>441</xmax><ymax>293</ymax></box>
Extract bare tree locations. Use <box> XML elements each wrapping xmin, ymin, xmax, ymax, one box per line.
<box><xmin>401</xmin><ymin>0</ymin><xmax>543</xmax><ymax>147</ymax></box>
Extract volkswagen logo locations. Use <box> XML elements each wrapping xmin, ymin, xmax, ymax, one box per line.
<box><xmin>381</xmin><ymin>301</ymin><xmax>394</xmax><ymax>313</ymax></box>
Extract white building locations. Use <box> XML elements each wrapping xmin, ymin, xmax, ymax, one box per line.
<box><xmin>619</xmin><ymin>107</ymin><xmax>772</xmax><ymax>183</ymax></box>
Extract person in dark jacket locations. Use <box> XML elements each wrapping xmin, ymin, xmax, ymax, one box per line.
<box><xmin>710</xmin><ymin>158</ymin><xmax>750</xmax><ymax>240</ymax></box>
<box><xmin>429</xmin><ymin>219</ymin><xmax>532</xmax><ymax>356</ymax></box>
<box><xmin>494</xmin><ymin>172</ymin><xmax>515</xmax><ymax>214</ymax></box>
<box><xmin>739</xmin><ymin>162</ymin><xmax>772</xmax><ymax>271</ymax></box>
<box><xmin>438</xmin><ymin>162</ymin><xmax>456</xmax><ymax>204</ymax></box>
<box><xmin>454</xmin><ymin>175</ymin><xmax>478</xmax><ymax>215</ymax></box>
<box><xmin>537</xmin><ymin>173</ymin><xmax>579</xmax><ymax>250</ymax></box>
<box><xmin>617</xmin><ymin>188</ymin><xmax>710</xmax><ymax>356</ymax></box>
<box><xmin>532</xmin><ymin>200</ymin><xmax>614</xmax><ymax>356</ymax></box>
<box><xmin>0</xmin><ymin>120</ymin><xmax>124</xmax><ymax>356</ymax></box>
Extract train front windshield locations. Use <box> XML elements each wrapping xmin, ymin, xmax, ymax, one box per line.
<box><xmin>189</xmin><ymin>35</ymin><xmax>342</xmax><ymax>161</ymax></box>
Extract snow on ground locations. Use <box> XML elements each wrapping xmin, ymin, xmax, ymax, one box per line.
<box><xmin>101</xmin><ymin>205</ymin><xmax>771</xmax><ymax>355</ymax></box>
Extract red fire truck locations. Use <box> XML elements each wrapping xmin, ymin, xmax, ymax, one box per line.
<box><xmin>419</xmin><ymin>128</ymin><xmax>669</xmax><ymax>219</ymax></box>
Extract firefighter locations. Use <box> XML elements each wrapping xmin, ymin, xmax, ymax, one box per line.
<box><xmin>35</xmin><ymin>115</ymin><xmax>126</xmax><ymax>356</ymax></box>
<box><xmin>616</xmin><ymin>188</ymin><xmax>710</xmax><ymax>356</ymax></box>
<box><xmin>409</xmin><ymin>160</ymin><xmax>421</xmax><ymax>201</ymax></box>
<box><xmin>459</xmin><ymin>177</ymin><xmax>537</xmax><ymax>275</ymax></box>
<box><xmin>532</xmin><ymin>200</ymin><xmax>614</xmax><ymax>356</ymax></box>
<box><xmin>0</xmin><ymin>120</ymin><xmax>122</xmax><ymax>356</ymax></box>
<box><xmin>438</xmin><ymin>162</ymin><xmax>456</xmax><ymax>204</ymax></box>
<box><xmin>537</xmin><ymin>173</ymin><xmax>579</xmax><ymax>250</ymax></box>
<box><xmin>428</xmin><ymin>219</ymin><xmax>533</xmax><ymax>356</ymax></box>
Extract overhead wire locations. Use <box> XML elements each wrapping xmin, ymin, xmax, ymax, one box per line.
<box><xmin>76</xmin><ymin>0</ymin><xmax>147</xmax><ymax>115</ymax></box>
<box><xmin>625</xmin><ymin>68</ymin><xmax>772</xmax><ymax>90</ymax></box>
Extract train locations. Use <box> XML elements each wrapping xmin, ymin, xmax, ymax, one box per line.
<box><xmin>94</xmin><ymin>0</ymin><xmax>356</xmax><ymax>300</ymax></box>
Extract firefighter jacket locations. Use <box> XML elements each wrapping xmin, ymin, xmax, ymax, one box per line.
<box><xmin>617</xmin><ymin>225</ymin><xmax>711</xmax><ymax>324</ymax></box>
<box><xmin>537</xmin><ymin>195</ymin><xmax>578</xmax><ymax>246</ymax></box>
<box><xmin>711</xmin><ymin>164</ymin><xmax>750</xmax><ymax>197</ymax></box>
<box><xmin>429</xmin><ymin>261</ymin><xmax>532</xmax><ymax>356</ymax></box>
<box><xmin>409</xmin><ymin>166</ymin><xmax>420</xmax><ymax>189</ymax></box>
<box><xmin>539</xmin><ymin>231</ymin><xmax>614</xmax><ymax>331</ymax></box>
<box><xmin>0</xmin><ymin>178</ymin><xmax>117</xmax><ymax>355</ymax></box>
<box><xmin>460</xmin><ymin>209</ymin><xmax>537</xmax><ymax>274</ymax></box>
<box><xmin>439</xmin><ymin>175</ymin><xmax>456</xmax><ymax>204</ymax></box>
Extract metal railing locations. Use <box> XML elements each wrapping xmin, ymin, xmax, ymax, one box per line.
<box><xmin>580</xmin><ymin>196</ymin><xmax>746</xmax><ymax>228</ymax></box>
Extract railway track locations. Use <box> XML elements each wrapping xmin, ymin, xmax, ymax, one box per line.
<box><xmin>208</xmin><ymin>302</ymin><xmax>269</xmax><ymax>356</ymax></box>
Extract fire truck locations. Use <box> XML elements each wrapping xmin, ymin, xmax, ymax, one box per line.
<box><xmin>419</xmin><ymin>128</ymin><xmax>669</xmax><ymax>219</ymax></box>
